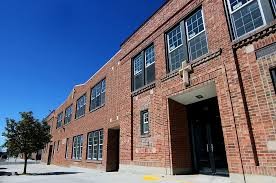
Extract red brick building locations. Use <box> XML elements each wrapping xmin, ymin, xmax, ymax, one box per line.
<box><xmin>41</xmin><ymin>0</ymin><xmax>276</xmax><ymax>182</ymax></box>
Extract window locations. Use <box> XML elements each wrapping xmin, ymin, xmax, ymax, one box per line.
<box><xmin>141</xmin><ymin>110</ymin><xmax>150</xmax><ymax>135</ymax></box>
<box><xmin>90</xmin><ymin>79</ymin><xmax>106</xmax><ymax>111</ymax></box>
<box><xmin>185</xmin><ymin>9</ymin><xmax>208</xmax><ymax>61</ymax></box>
<box><xmin>57</xmin><ymin>140</ymin><xmax>60</xmax><ymax>152</ymax></box>
<box><xmin>87</xmin><ymin>129</ymin><xmax>104</xmax><ymax>161</ymax></box>
<box><xmin>166</xmin><ymin>8</ymin><xmax>208</xmax><ymax>72</ymax></box>
<box><xmin>132</xmin><ymin>45</ymin><xmax>155</xmax><ymax>91</ymax></box>
<box><xmin>65</xmin><ymin>138</ymin><xmax>69</xmax><ymax>159</ymax></box>
<box><xmin>272</xmin><ymin>0</ymin><xmax>276</xmax><ymax>14</ymax></box>
<box><xmin>53</xmin><ymin>142</ymin><xmax>55</xmax><ymax>155</ymax></box>
<box><xmin>226</xmin><ymin>0</ymin><xmax>265</xmax><ymax>38</ymax></box>
<box><xmin>56</xmin><ymin>112</ymin><xmax>63</xmax><ymax>128</ymax></box>
<box><xmin>64</xmin><ymin>105</ymin><xmax>72</xmax><ymax>125</ymax></box>
<box><xmin>76</xmin><ymin>95</ymin><xmax>86</xmax><ymax>119</ymax></box>
<box><xmin>270</xmin><ymin>67</ymin><xmax>276</xmax><ymax>93</ymax></box>
<box><xmin>72</xmin><ymin>135</ymin><xmax>83</xmax><ymax>160</ymax></box>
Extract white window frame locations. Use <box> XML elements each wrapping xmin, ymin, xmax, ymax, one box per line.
<box><xmin>134</xmin><ymin>54</ymin><xmax>143</xmax><ymax>76</ymax></box>
<box><xmin>167</xmin><ymin>24</ymin><xmax>184</xmax><ymax>53</ymax></box>
<box><xmin>185</xmin><ymin>9</ymin><xmax>207</xmax><ymax>41</ymax></box>
<box><xmin>143</xmin><ymin>112</ymin><xmax>149</xmax><ymax>134</ymax></box>
<box><xmin>87</xmin><ymin>133</ymin><xmax>93</xmax><ymax>160</ymax></box>
<box><xmin>226</xmin><ymin>0</ymin><xmax>267</xmax><ymax>39</ymax></box>
<box><xmin>145</xmin><ymin>45</ymin><xmax>155</xmax><ymax>68</ymax></box>
<box><xmin>57</xmin><ymin>112</ymin><xmax>63</xmax><ymax>128</ymax></box>
<box><xmin>98</xmin><ymin>130</ymin><xmax>103</xmax><ymax>160</ymax></box>
<box><xmin>65</xmin><ymin>105</ymin><xmax>72</xmax><ymax>124</ymax></box>
<box><xmin>76</xmin><ymin>95</ymin><xmax>86</xmax><ymax>118</ymax></box>
<box><xmin>73</xmin><ymin>135</ymin><xmax>83</xmax><ymax>160</ymax></box>
<box><xmin>92</xmin><ymin>131</ymin><xmax>99</xmax><ymax>160</ymax></box>
<box><xmin>185</xmin><ymin>9</ymin><xmax>209</xmax><ymax>61</ymax></box>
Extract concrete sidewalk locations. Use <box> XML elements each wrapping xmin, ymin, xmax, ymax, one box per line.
<box><xmin>0</xmin><ymin>159</ymin><xmax>230</xmax><ymax>183</ymax></box>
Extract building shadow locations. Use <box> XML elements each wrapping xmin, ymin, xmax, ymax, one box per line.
<box><xmin>28</xmin><ymin>172</ymin><xmax>82</xmax><ymax>176</ymax></box>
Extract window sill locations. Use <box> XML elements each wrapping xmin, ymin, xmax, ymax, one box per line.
<box><xmin>141</xmin><ymin>133</ymin><xmax>151</xmax><ymax>138</ymax></box>
<box><xmin>72</xmin><ymin>159</ymin><xmax>82</xmax><ymax>162</ymax></box>
<box><xmin>131</xmin><ymin>82</ymin><xmax>156</xmax><ymax>97</ymax></box>
<box><xmin>90</xmin><ymin>104</ymin><xmax>105</xmax><ymax>113</ymax></box>
<box><xmin>86</xmin><ymin>160</ymin><xmax>102</xmax><ymax>164</ymax></box>
<box><xmin>75</xmin><ymin>115</ymin><xmax>85</xmax><ymax>121</ymax></box>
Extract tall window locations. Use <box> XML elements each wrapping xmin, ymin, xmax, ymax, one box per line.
<box><xmin>90</xmin><ymin>79</ymin><xmax>106</xmax><ymax>111</ymax></box>
<box><xmin>185</xmin><ymin>9</ymin><xmax>208</xmax><ymax>61</ymax></box>
<box><xmin>141</xmin><ymin>110</ymin><xmax>150</xmax><ymax>135</ymax></box>
<box><xmin>166</xmin><ymin>8</ymin><xmax>208</xmax><ymax>72</ymax></box>
<box><xmin>226</xmin><ymin>0</ymin><xmax>265</xmax><ymax>38</ymax></box>
<box><xmin>65</xmin><ymin>138</ymin><xmax>69</xmax><ymax>159</ymax></box>
<box><xmin>56</xmin><ymin>112</ymin><xmax>63</xmax><ymax>128</ymax></box>
<box><xmin>270</xmin><ymin>67</ymin><xmax>276</xmax><ymax>93</ymax></box>
<box><xmin>57</xmin><ymin>140</ymin><xmax>60</xmax><ymax>152</ymax></box>
<box><xmin>87</xmin><ymin>129</ymin><xmax>104</xmax><ymax>161</ymax></box>
<box><xmin>72</xmin><ymin>135</ymin><xmax>83</xmax><ymax>160</ymax></box>
<box><xmin>76</xmin><ymin>94</ymin><xmax>86</xmax><ymax>119</ymax></box>
<box><xmin>64</xmin><ymin>105</ymin><xmax>72</xmax><ymax>125</ymax></box>
<box><xmin>132</xmin><ymin>44</ymin><xmax>155</xmax><ymax>91</ymax></box>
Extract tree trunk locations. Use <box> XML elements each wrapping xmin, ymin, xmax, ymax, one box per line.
<box><xmin>23</xmin><ymin>153</ymin><xmax>28</xmax><ymax>174</ymax></box>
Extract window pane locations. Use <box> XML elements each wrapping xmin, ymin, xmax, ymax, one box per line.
<box><xmin>188</xmin><ymin>32</ymin><xmax>208</xmax><ymax>60</ymax></box>
<box><xmin>167</xmin><ymin>25</ymin><xmax>183</xmax><ymax>52</ymax></box>
<box><xmin>76</xmin><ymin>95</ymin><xmax>86</xmax><ymax>118</ymax></box>
<box><xmin>145</xmin><ymin>45</ymin><xmax>155</xmax><ymax>67</ymax></box>
<box><xmin>134</xmin><ymin>54</ymin><xmax>143</xmax><ymax>75</ymax></box>
<box><xmin>186</xmin><ymin>9</ymin><xmax>205</xmax><ymax>39</ymax></box>
<box><xmin>141</xmin><ymin>111</ymin><xmax>150</xmax><ymax>134</ymax></box>
<box><xmin>229</xmin><ymin>0</ymin><xmax>251</xmax><ymax>11</ymax></box>
<box><xmin>134</xmin><ymin>72</ymin><xmax>143</xmax><ymax>90</ymax></box>
<box><xmin>231</xmin><ymin>1</ymin><xmax>264</xmax><ymax>38</ymax></box>
<box><xmin>169</xmin><ymin>45</ymin><xmax>185</xmax><ymax>71</ymax></box>
<box><xmin>272</xmin><ymin>0</ymin><xmax>276</xmax><ymax>14</ymax></box>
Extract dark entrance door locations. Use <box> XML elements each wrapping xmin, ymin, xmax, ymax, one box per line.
<box><xmin>106</xmin><ymin>129</ymin><xmax>120</xmax><ymax>172</ymax></box>
<box><xmin>188</xmin><ymin>97</ymin><xmax>228</xmax><ymax>176</ymax></box>
<box><xmin>47</xmin><ymin>145</ymin><xmax>53</xmax><ymax>165</ymax></box>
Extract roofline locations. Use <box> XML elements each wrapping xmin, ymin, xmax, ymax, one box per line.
<box><xmin>54</xmin><ymin>49</ymin><xmax>121</xmax><ymax>111</ymax></box>
<box><xmin>120</xmin><ymin>0</ymin><xmax>170</xmax><ymax>47</ymax></box>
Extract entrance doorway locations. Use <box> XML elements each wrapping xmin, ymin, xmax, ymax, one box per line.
<box><xmin>106</xmin><ymin>128</ymin><xmax>120</xmax><ymax>172</ymax></box>
<box><xmin>188</xmin><ymin>97</ymin><xmax>228</xmax><ymax>176</ymax></box>
<box><xmin>47</xmin><ymin>145</ymin><xmax>53</xmax><ymax>165</ymax></box>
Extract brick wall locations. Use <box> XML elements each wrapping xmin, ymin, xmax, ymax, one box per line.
<box><xmin>41</xmin><ymin>0</ymin><xmax>276</xmax><ymax>180</ymax></box>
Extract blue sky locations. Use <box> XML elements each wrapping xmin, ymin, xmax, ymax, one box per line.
<box><xmin>0</xmin><ymin>0</ymin><xmax>166</xmax><ymax>145</ymax></box>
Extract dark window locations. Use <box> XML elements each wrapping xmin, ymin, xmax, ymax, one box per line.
<box><xmin>166</xmin><ymin>8</ymin><xmax>208</xmax><ymax>72</ymax></box>
<box><xmin>132</xmin><ymin>44</ymin><xmax>155</xmax><ymax>91</ymax></box>
<box><xmin>56</xmin><ymin>112</ymin><xmax>63</xmax><ymax>128</ymax></box>
<box><xmin>57</xmin><ymin>140</ymin><xmax>60</xmax><ymax>151</ymax></box>
<box><xmin>64</xmin><ymin>105</ymin><xmax>72</xmax><ymax>125</ymax></box>
<box><xmin>270</xmin><ymin>67</ymin><xmax>276</xmax><ymax>92</ymax></box>
<box><xmin>141</xmin><ymin>110</ymin><xmax>150</xmax><ymax>135</ymax></box>
<box><xmin>76</xmin><ymin>95</ymin><xmax>86</xmax><ymax>119</ymax></box>
<box><xmin>90</xmin><ymin>79</ymin><xmax>106</xmax><ymax>111</ymax></box>
<box><xmin>72</xmin><ymin>135</ymin><xmax>83</xmax><ymax>160</ymax></box>
<box><xmin>87</xmin><ymin>129</ymin><xmax>104</xmax><ymax>160</ymax></box>
<box><xmin>65</xmin><ymin>138</ymin><xmax>69</xmax><ymax>159</ymax></box>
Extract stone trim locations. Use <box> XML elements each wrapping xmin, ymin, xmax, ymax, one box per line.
<box><xmin>131</xmin><ymin>82</ymin><xmax>156</xmax><ymax>97</ymax></box>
